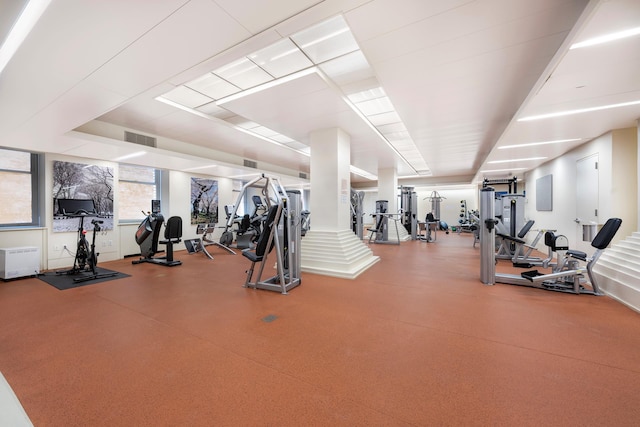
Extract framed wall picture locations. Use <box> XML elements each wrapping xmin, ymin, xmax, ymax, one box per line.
<box><xmin>536</xmin><ymin>174</ymin><xmax>553</xmax><ymax>211</ymax></box>
<box><xmin>52</xmin><ymin>161</ymin><xmax>114</xmax><ymax>232</ymax></box>
<box><xmin>191</xmin><ymin>178</ymin><xmax>218</xmax><ymax>225</ymax></box>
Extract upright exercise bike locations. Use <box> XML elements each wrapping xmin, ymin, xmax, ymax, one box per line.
<box><xmin>56</xmin><ymin>199</ymin><xmax>117</xmax><ymax>283</ymax></box>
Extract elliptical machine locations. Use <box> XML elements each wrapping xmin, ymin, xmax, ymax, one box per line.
<box><xmin>132</xmin><ymin>200</ymin><xmax>183</xmax><ymax>267</ymax></box>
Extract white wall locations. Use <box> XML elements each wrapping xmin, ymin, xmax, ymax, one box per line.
<box><xmin>46</xmin><ymin>153</ymin><xmax>120</xmax><ymax>270</ymax></box>
<box><xmin>524</xmin><ymin>128</ymin><xmax>637</xmax><ymax>253</ymax></box>
<box><xmin>361</xmin><ymin>185</ymin><xmax>478</xmax><ymax>229</ymax></box>
<box><xmin>1</xmin><ymin>152</ymin><xmax>240</xmax><ymax>271</ymax></box>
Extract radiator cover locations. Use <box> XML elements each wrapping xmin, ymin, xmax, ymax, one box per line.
<box><xmin>0</xmin><ymin>247</ymin><xmax>40</xmax><ymax>279</ymax></box>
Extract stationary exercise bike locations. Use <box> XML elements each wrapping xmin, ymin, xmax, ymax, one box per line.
<box><xmin>56</xmin><ymin>199</ymin><xmax>117</xmax><ymax>283</ymax></box>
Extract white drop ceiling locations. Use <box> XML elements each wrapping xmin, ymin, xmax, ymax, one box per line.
<box><xmin>0</xmin><ymin>0</ymin><xmax>639</xmax><ymax>188</ymax></box>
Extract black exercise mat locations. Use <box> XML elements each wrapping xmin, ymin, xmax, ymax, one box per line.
<box><xmin>38</xmin><ymin>267</ymin><xmax>130</xmax><ymax>290</ymax></box>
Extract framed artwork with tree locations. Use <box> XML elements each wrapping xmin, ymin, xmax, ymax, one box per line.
<box><xmin>191</xmin><ymin>178</ymin><xmax>218</xmax><ymax>225</ymax></box>
<box><xmin>52</xmin><ymin>161</ymin><xmax>114</xmax><ymax>232</ymax></box>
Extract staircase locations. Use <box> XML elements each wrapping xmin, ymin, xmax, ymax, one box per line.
<box><xmin>593</xmin><ymin>232</ymin><xmax>640</xmax><ymax>313</ymax></box>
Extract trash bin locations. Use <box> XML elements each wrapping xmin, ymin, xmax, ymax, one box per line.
<box><xmin>582</xmin><ymin>224</ymin><xmax>598</xmax><ymax>242</ymax></box>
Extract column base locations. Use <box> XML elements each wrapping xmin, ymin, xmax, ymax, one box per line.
<box><xmin>301</xmin><ymin>229</ymin><xmax>380</xmax><ymax>279</ymax></box>
<box><xmin>393</xmin><ymin>223</ymin><xmax>412</xmax><ymax>242</ymax></box>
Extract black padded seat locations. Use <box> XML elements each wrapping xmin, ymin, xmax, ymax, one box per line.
<box><xmin>160</xmin><ymin>216</ymin><xmax>182</xmax><ymax>244</ymax></box>
<box><xmin>242</xmin><ymin>205</ymin><xmax>278</xmax><ymax>263</ymax></box>
<box><xmin>566</xmin><ymin>249</ymin><xmax>587</xmax><ymax>261</ymax></box>
<box><xmin>160</xmin><ymin>216</ymin><xmax>182</xmax><ymax>265</ymax></box>
<box><xmin>517</xmin><ymin>220</ymin><xmax>535</xmax><ymax>239</ymax></box>
<box><xmin>497</xmin><ymin>220</ymin><xmax>534</xmax><ymax>245</ymax></box>
<box><xmin>497</xmin><ymin>233</ymin><xmax>526</xmax><ymax>244</ymax></box>
<box><xmin>565</xmin><ymin>218</ymin><xmax>622</xmax><ymax>262</ymax></box>
<box><xmin>591</xmin><ymin>218</ymin><xmax>622</xmax><ymax>249</ymax></box>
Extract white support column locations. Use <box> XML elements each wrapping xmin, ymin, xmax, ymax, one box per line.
<box><xmin>301</xmin><ymin>128</ymin><xmax>379</xmax><ymax>278</ymax></box>
<box><xmin>377</xmin><ymin>167</ymin><xmax>398</xmax><ymax>214</ymax></box>
<box><xmin>377</xmin><ymin>167</ymin><xmax>409</xmax><ymax>242</ymax></box>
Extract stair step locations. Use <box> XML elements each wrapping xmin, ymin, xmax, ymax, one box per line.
<box><xmin>606</xmin><ymin>247</ymin><xmax>640</xmax><ymax>264</ymax></box>
<box><xmin>597</xmin><ymin>257</ymin><xmax>640</xmax><ymax>279</ymax></box>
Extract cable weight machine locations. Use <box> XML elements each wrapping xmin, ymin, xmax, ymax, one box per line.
<box><xmin>232</xmin><ymin>174</ymin><xmax>302</xmax><ymax>294</ymax></box>
<box><xmin>399</xmin><ymin>186</ymin><xmax>418</xmax><ymax>239</ymax></box>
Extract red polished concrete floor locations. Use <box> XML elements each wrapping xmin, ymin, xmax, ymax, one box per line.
<box><xmin>1</xmin><ymin>232</ymin><xmax>640</xmax><ymax>426</ymax></box>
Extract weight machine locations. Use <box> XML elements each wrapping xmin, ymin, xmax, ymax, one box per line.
<box><xmin>367</xmin><ymin>200</ymin><xmax>400</xmax><ymax>244</ymax></box>
<box><xmin>350</xmin><ymin>189</ymin><xmax>365</xmax><ymax>239</ymax></box>
<box><xmin>425</xmin><ymin>191</ymin><xmax>445</xmax><ymax>223</ymax></box>
<box><xmin>479</xmin><ymin>187</ymin><xmax>622</xmax><ymax>295</ymax></box>
<box><xmin>232</xmin><ymin>174</ymin><xmax>302</xmax><ymax>294</ymax></box>
<box><xmin>132</xmin><ymin>200</ymin><xmax>183</xmax><ymax>267</ymax></box>
<box><xmin>419</xmin><ymin>190</ymin><xmax>447</xmax><ymax>242</ymax></box>
<box><xmin>55</xmin><ymin>199</ymin><xmax>118</xmax><ymax>283</ymax></box>
<box><xmin>184</xmin><ymin>223</ymin><xmax>236</xmax><ymax>260</ymax></box>
<box><xmin>399</xmin><ymin>186</ymin><xmax>418</xmax><ymax>239</ymax></box>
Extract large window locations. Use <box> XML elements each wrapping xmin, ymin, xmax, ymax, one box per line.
<box><xmin>0</xmin><ymin>148</ymin><xmax>39</xmax><ymax>226</ymax></box>
<box><xmin>118</xmin><ymin>165</ymin><xmax>160</xmax><ymax>222</ymax></box>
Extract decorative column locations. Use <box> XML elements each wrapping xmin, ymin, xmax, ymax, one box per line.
<box><xmin>300</xmin><ymin>128</ymin><xmax>379</xmax><ymax>278</ymax></box>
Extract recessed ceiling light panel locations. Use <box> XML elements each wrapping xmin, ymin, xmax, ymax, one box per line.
<box><xmin>488</xmin><ymin>157</ymin><xmax>547</xmax><ymax>164</ymax></box>
<box><xmin>249</xmin><ymin>38</ymin><xmax>313</xmax><ymax>78</ymax></box>
<box><xmin>161</xmin><ymin>86</ymin><xmax>213</xmax><ymax>108</ymax></box>
<box><xmin>367</xmin><ymin>111</ymin><xmax>401</xmax><ymax>126</ymax></box>
<box><xmin>498</xmin><ymin>138</ymin><xmax>581</xmax><ymax>149</ymax></box>
<box><xmin>213</xmin><ymin>58</ymin><xmax>273</xmax><ymax>90</ymax></box>
<box><xmin>292</xmin><ymin>15</ymin><xmax>359</xmax><ymax>63</ymax></box>
<box><xmin>570</xmin><ymin>26</ymin><xmax>640</xmax><ymax>49</ymax></box>
<box><xmin>185</xmin><ymin>73</ymin><xmax>240</xmax><ymax>100</ymax></box>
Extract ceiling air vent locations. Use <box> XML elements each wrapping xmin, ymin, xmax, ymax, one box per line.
<box><xmin>243</xmin><ymin>159</ymin><xmax>257</xmax><ymax>169</ymax></box>
<box><xmin>124</xmin><ymin>131</ymin><xmax>156</xmax><ymax>147</ymax></box>
<box><xmin>299</xmin><ymin>172</ymin><xmax>308</xmax><ymax>179</ymax></box>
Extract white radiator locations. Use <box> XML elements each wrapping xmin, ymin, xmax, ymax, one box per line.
<box><xmin>0</xmin><ymin>247</ymin><xmax>40</xmax><ymax>279</ymax></box>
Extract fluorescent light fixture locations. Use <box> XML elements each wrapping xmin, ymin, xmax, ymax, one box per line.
<box><xmin>570</xmin><ymin>27</ymin><xmax>640</xmax><ymax>49</ymax></box>
<box><xmin>185</xmin><ymin>73</ymin><xmax>240</xmax><ymax>100</ymax></box>
<box><xmin>113</xmin><ymin>151</ymin><xmax>146</xmax><ymax>162</ymax></box>
<box><xmin>229</xmin><ymin>173</ymin><xmax>262</xmax><ymax>179</ymax></box>
<box><xmin>481</xmin><ymin>168</ymin><xmax>527</xmax><ymax>173</ymax></box>
<box><xmin>498</xmin><ymin>138</ymin><xmax>582</xmax><ymax>149</ymax></box>
<box><xmin>518</xmin><ymin>100</ymin><xmax>640</xmax><ymax>121</ymax></box>
<box><xmin>355</xmin><ymin>96</ymin><xmax>394</xmax><ymax>116</ymax></box>
<box><xmin>156</xmin><ymin>96</ymin><xmax>309</xmax><ymax>157</ymax></box>
<box><xmin>213</xmin><ymin>57</ymin><xmax>273</xmax><ymax>90</ymax></box>
<box><xmin>248</xmin><ymin>38</ymin><xmax>312</xmax><ymax>78</ymax></box>
<box><xmin>488</xmin><ymin>157</ymin><xmax>546</xmax><ymax>164</ymax></box>
<box><xmin>291</xmin><ymin>15</ymin><xmax>359</xmax><ymax>63</ymax></box>
<box><xmin>0</xmin><ymin>0</ymin><xmax>52</xmax><ymax>75</ymax></box>
<box><xmin>183</xmin><ymin>164</ymin><xmax>218</xmax><ymax>171</ymax></box>
<box><xmin>160</xmin><ymin>86</ymin><xmax>213</xmax><ymax>108</ymax></box>
<box><xmin>347</xmin><ymin>87</ymin><xmax>386</xmax><ymax>103</ymax></box>
<box><xmin>156</xmin><ymin>96</ymin><xmax>217</xmax><ymax>121</ymax></box>
<box><xmin>298</xmin><ymin>27</ymin><xmax>350</xmax><ymax>49</ymax></box>
<box><xmin>216</xmin><ymin>67</ymin><xmax>317</xmax><ymax>105</ymax></box>
<box><xmin>350</xmin><ymin>165</ymin><xmax>377</xmax><ymax>180</ymax></box>
<box><xmin>232</xmin><ymin>124</ymin><xmax>310</xmax><ymax>157</ymax></box>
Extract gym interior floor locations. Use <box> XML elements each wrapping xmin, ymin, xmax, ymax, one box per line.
<box><xmin>1</xmin><ymin>232</ymin><xmax>639</xmax><ymax>426</ymax></box>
